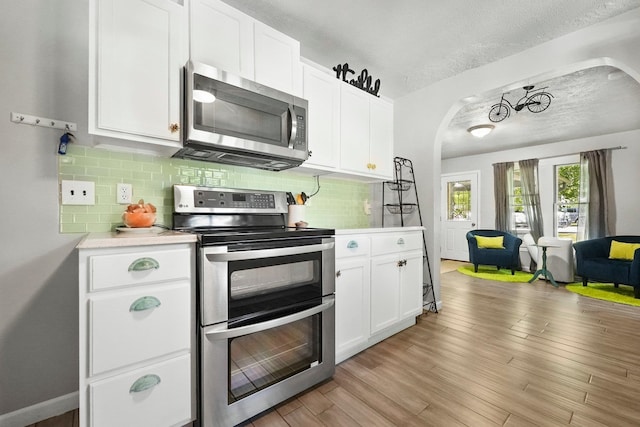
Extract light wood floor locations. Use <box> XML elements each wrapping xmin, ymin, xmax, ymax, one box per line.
<box><xmin>36</xmin><ymin>260</ymin><xmax>640</xmax><ymax>426</ymax></box>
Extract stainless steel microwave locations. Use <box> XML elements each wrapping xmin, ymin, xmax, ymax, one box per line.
<box><xmin>173</xmin><ymin>61</ymin><xmax>308</xmax><ymax>171</ymax></box>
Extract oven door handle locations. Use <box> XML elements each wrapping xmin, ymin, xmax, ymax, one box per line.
<box><xmin>204</xmin><ymin>242</ymin><xmax>334</xmax><ymax>262</ymax></box>
<box><xmin>204</xmin><ymin>295</ymin><xmax>334</xmax><ymax>340</ymax></box>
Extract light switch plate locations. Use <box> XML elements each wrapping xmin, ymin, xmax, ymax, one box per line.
<box><xmin>61</xmin><ymin>180</ymin><xmax>95</xmax><ymax>205</ymax></box>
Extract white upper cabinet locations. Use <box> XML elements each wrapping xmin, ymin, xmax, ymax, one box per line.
<box><xmin>253</xmin><ymin>21</ymin><xmax>302</xmax><ymax>95</ymax></box>
<box><xmin>189</xmin><ymin>0</ymin><xmax>254</xmax><ymax>79</ymax></box>
<box><xmin>89</xmin><ymin>0</ymin><xmax>186</xmax><ymax>154</ymax></box>
<box><xmin>300</xmin><ymin>64</ymin><xmax>340</xmax><ymax>169</ymax></box>
<box><xmin>189</xmin><ymin>0</ymin><xmax>301</xmax><ymax>96</ymax></box>
<box><xmin>340</xmin><ymin>84</ymin><xmax>370</xmax><ymax>174</ymax></box>
<box><xmin>369</xmin><ymin>97</ymin><xmax>394</xmax><ymax>179</ymax></box>
<box><xmin>339</xmin><ymin>83</ymin><xmax>393</xmax><ymax>180</ymax></box>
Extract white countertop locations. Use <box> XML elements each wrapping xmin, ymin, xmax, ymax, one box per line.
<box><xmin>77</xmin><ymin>226</ymin><xmax>424</xmax><ymax>249</ymax></box>
<box><xmin>335</xmin><ymin>226</ymin><xmax>424</xmax><ymax>235</ymax></box>
<box><xmin>77</xmin><ymin>228</ymin><xmax>197</xmax><ymax>249</ymax></box>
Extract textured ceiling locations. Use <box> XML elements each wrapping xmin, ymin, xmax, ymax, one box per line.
<box><xmin>442</xmin><ymin>66</ymin><xmax>640</xmax><ymax>158</ymax></box>
<box><xmin>221</xmin><ymin>0</ymin><xmax>640</xmax><ymax>98</ymax></box>
<box><xmin>220</xmin><ymin>1</ymin><xmax>640</xmax><ymax>158</ymax></box>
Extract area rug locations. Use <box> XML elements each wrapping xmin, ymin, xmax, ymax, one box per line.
<box><xmin>456</xmin><ymin>265</ymin><xmax>534</xmax><ymax>283</ymax></box>
<box><xmin>565</xmin><ymin>283</ymin><xmax>640</xmax><ymax>307</ymax></box>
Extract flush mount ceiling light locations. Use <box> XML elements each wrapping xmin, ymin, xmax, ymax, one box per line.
<box><xmin>193</xmin><ymin>89</ymin><xmax>216</xmax><ymax>103</ymax></box>
<box><xmin>467</xmin><ymin>124</ymin><xmax>495</xmax><ymax>138</ymax></box>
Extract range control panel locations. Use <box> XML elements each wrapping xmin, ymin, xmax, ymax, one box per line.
<box><xmin>195</xmin><ymin>190</ymin><xmax>275</xmax><ymax>209</ymax></box>
<box><xmin>174</xmin><ymin>185</ymin><xmax>287</xmax><ymax>213</ymax></box>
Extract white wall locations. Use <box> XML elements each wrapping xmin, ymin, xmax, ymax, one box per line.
<box><xmin>2</xmin><ymin>1</ymin><xmax>640</xmax><ymax>422</ymax></box>
<box><xmin>394</xmin><ymin>9</ymin><xmax>640</xmax><ymax>306</ymax></box>
<box><xmin>0</xmin><ymin>0</ymin><xmax>88</xmax><ymax>419</ymax></box>
<box><xmin>441</xmin><ymin>129</ymin><xmax>640</xmax><ymax>236</ymax></box>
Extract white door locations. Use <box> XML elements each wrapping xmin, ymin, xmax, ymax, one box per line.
<box><xmin>440</xmin><ymin>171</ymin><xmax>479</xmax><ymax>261</ymax></box>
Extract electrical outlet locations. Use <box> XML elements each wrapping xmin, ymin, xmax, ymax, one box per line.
<box><xmin>61</xmin><ymin>180</ymin><xmax>95</xmax><ymax>205</ymax></box>
<box><xmin>117</xmin><ymin>183</ymin><xmax>133</xmax><ymax>204</ymax></box>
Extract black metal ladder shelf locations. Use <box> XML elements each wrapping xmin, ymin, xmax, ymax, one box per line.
<box><xmin>382</xmin><ymin>157</ymin><xmax>437</xmax><ymax>313</ymax></box>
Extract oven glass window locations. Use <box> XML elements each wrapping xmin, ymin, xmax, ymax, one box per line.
<box><xmin>230</xmin><ymin>260</ymin><xmax>316</xmax><ymax>299</ymax></box>
<box><xmin>228</xmin><ymin>253</ymin><xmax>323</xmax><ymax>321</ymax></box>
<box><xmin>228</xmin><ymin>313</ymin><xmax>321</xmax><ymax>403</ymax></box>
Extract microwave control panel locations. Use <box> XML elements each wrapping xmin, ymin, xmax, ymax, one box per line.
<box><xmin>294</xmin><ymin>114</ymin><xmax>306</xmax><ymax>147</ymax></box>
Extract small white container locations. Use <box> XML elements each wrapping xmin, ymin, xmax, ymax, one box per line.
<box><xmin>287</xmin><ymin>205</ymin><xmax>306</xmax><ymax>227</ymax></box>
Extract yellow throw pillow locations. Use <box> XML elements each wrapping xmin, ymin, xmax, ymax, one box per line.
<box><xmin>609</xmin><ymin>240</ymin><xmax>640</xmax><ymax>260</ymax></box>
<box><xmin>475</xmin><ymin>235</ymin><xmax>504</xmax><ymax>249</ymax></box>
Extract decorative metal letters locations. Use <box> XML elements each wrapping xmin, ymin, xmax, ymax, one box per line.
<box><xmin>333</xmin><ymin>62</ymin><xmax>381</xmax><ymax>97</ymax></box>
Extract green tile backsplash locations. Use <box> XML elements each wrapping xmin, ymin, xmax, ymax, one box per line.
<box><xmin>58</xmin><ymin>145</ymin><xmax>372</xmax><ymax>233</ymax></box>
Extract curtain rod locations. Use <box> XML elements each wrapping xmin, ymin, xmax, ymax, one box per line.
<box><xmin>537</xmin><ymin>145</ymin><xmax>627</xmax><ymax>161</ymax></box>
<box><xmin>492</xmin><ymin>146</ymin><xmax>627</xmax><ymax>165</ymax></box>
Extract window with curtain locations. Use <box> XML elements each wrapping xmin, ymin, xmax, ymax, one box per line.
<box><xmin>577</xmin><ymin>149</ymin><xmax>615</xmax><ymax>240</ymax></box>
<box><xmin>511</xmin><ymin>164</ymin><xmax>528</xmax><ymax>232</ymax></box>
<box><xmin>494</xmin><ymin>149</ymin><xmax>614</xmax><ymax>243</ymax></box>
<box><xmin>505</xmin><ymin>160</ymin><xmax>543</xmax><ymax>241</ymax></box>
<box><xmin>555</xmin><ymin>162</ymin><xmax>582</xmax><ymax>241</ymax></box>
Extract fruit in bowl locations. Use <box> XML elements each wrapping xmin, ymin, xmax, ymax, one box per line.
<box><xmin>122</xmin><ymin>199</ymin><xmax>157</xmax><ymax>228</ymax></box>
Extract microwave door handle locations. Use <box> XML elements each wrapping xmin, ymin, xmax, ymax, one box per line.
<box><xmin>205</xmin><ymin>241</ymin><xmax>334</xmax><ymax>262</ymax></box>
<box><xmin>287</xmin><ymin>105</ymin><xmax>298</xmax><ymax>149</ymax></box>
<box><xmin>204</xmin><ymin>295</ymin><xmax>334</xmax><ymax>340</ymax></box>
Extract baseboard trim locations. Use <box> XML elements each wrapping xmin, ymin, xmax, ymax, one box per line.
<box><xmin>0</xmin><ymin>392</ymin><xmax>78</xmax><ymax>427</ymax></box>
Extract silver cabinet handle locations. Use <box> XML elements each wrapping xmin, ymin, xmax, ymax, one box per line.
<box><xmin>129</xmin><ymin>296</ymin><xmax>161</xmax><ymax>312</ymax></box>
<box><xmin>129</xmin><ymin>374</ymin><xmax>161</xmax><ymax>393</ymax></box>
<box><xmin>205</xmin><ymin>242</ymin><xmax>334</xmax><ymax>262</ymax></box>
<box><xmin>336</xmin><ymin>270</ymin><xmax>342</xmax><ymax>278</ymax></box>
<box><xmin>128</xmin><ymin>257</ymin><xmax>159</xmax><ymax>272</ymax></box>
<box><xmin>205</xmin><ymin>295</ymin><xmax>334</xmax><ymax>340</ymax></box>
<box><xmin>347</xmin><ymin>240</ymin><xmax>359</xmax><ymax>249</ymax></box>
<box><xmin>397</xmin><ymin>238</ymin><xmax>405</xmax><ymax>245</ymax></box>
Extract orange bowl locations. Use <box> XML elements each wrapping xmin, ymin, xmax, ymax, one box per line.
<box><xmin>122</xmin><ymin>211</ymin><xmax>156</xmax><ymax>228</ymax></box>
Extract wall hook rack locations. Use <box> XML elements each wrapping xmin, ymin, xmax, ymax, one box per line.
<box><xmin>11</xmin><ymin>112</ymin><xmax>77</xmax><ymax>132</ymax></box>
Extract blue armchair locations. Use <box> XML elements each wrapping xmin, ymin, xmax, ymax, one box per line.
<box><xmin>466</xmin><ymin>230</ymin><xmax>523</xmax><ymax>275</ymax></box>
<box><xmin>573</xmin><ymin>236</ymin><xmax>640</xmax><ymax>298</ymax></box>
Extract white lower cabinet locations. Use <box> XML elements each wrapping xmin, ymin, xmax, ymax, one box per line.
<box><xmin>89</xmin><ymin>355</ymin><xmax>191</xmax><ymax>427</ymax></box>
<box><xmin>370</xmin><ymin>254</ymin><xmax>402</xmax><ymax>333</ymax></box>
<box><xmin>335</xmin><ymin>229</ymin><xmax>423</xmax><ymax>363</ymax></box>
<box><xmin>371</xmin><ymin>250</ymin><xmax>423</xmax><ymax>333</ymax></box>
<box><xmin>79</xmin><ymin>242</ymin><xmax>195</xmax><ymax>427</ymax></box>
<box><xmin>335</xmin><ymin>235</ymin><xmax>370</xmax><ymax>363</ymax></box>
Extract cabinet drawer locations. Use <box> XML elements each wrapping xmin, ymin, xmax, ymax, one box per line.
<box><xmin>371</xmin><ymin>233</ymin><xmax>422</xmax><ymax>256</ymax></box>
<box><xmin>335</xmin><ymin>236</ymin><xmax>370</xmax><ymax>259</ymax></box>
<box><xmin>89</xmin><ymin>354</ymin><xmax>191</xmax><ymax>427</ymax></box>
<box><xmin>89</xmin><ymin>282</ymin><xmax>190</xmax><ymax>376</ymax></box>
<box><xmin>90</xmin><ymin>248</ymin><xmax>191</xmax><ymax>291</ymax></box>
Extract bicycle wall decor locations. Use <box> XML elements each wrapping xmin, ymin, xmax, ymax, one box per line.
<box><xmin>488</xmin><ymin>85</ymin><xmax>554</xmax><ymax>123</ymax></box>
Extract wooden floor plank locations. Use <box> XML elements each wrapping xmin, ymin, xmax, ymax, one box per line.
<box><xmin>323</xmin><ymin>386</ymin><xmax>396</xmax><ymax>427</ymax></box>
<box><xmin>37</xmin><ymin>262</ymin><xmax>640</xmax><ymax>426</ymax></box>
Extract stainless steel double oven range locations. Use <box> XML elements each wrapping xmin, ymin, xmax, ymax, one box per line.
<box><xmin>173</xmin><ymin>185</ymin><xmax>335</xmax><ymax>427</ymax></box>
